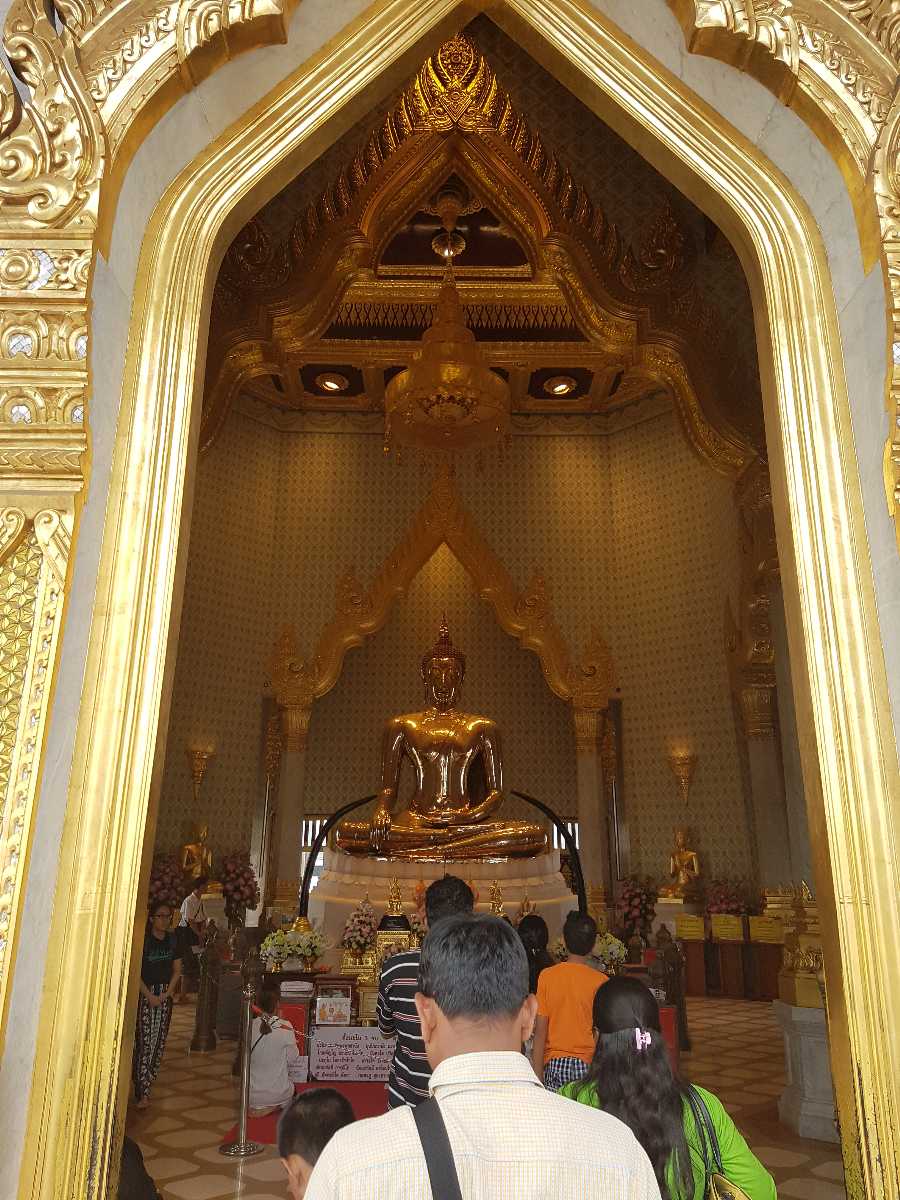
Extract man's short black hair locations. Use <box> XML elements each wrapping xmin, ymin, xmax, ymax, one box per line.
<box><xmin>425</xmin><ymin>875</ymin><xmax>474</xmax><ymax>925</ymax></box>
<box><xmin>418</xmin><ymin>913</ymin><xmax>528</xmax><ymax>1019</ymax></box>
<box><xmin>563</xmin><ymin>910</ymin><xmax>597</xmax><ymax>956</ymax></box>
<box><xmin>277</xmin><ymin>1088</ymin><xmax>355</xmax><ymax>1164</ymax></box>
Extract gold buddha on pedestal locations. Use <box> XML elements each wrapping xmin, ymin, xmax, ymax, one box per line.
<box><xmin>336</xmin><ymin>621</ymin><xmax>547</xmax><ymax>861</ymax></box>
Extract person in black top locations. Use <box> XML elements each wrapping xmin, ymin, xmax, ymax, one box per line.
<box><xmin>132</xmin><ymin>899</ymin><xmax>182</xmax><ymax>1108</ymax></box>
<box><xmin>376</xmin><ymin>875</ymin><xmax>473</xmax><ymax>1108</ymax></box>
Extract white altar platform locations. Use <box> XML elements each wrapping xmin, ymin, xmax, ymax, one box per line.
<box><xmin>309</xmin><ymin>848</ymin><xmax>576</xmax><ymax>954</ymax></box>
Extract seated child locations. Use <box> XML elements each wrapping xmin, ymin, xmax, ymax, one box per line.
<box><xmin>248</xmin><ymin>986</ymin><xmax>301</xmax><ymax>1116</ymax></box>
<box><xmin>277</xmin><ymin>1088</ymin><xmax>355</xmax><ymax>1199</ymax></box>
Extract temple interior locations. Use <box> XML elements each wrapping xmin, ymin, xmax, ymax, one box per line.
<box><xmin>136</xmin><ymin>18</ymin><xmax>835</xmax><ymax>1198</ymax></box>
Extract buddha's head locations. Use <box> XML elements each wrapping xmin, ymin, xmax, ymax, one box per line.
<box><xmin>674</xmin><ymin>827</ymin><xmax>688</xmax><ymax>849</ymax></box>
<box><xmin>422</xmin><ymin>619</ymin><xmax>466</xmax><ymax>710</ymax></box>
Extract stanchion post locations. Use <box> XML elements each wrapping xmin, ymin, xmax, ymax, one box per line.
<box><xmin>219</xmin><ymin>972</ymin><xmax>264</xmax><ymax>1157</ymax></box>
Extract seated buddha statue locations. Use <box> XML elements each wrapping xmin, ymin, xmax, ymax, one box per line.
<box><xmin>658</xmin><ymin>827</ymin><xmax>701</xmax><ymax>899</ymax></box>
<box><xmin>336</xmin><ymin>621</ymin><xmax>548</xmax><ymax>861</ymax></box>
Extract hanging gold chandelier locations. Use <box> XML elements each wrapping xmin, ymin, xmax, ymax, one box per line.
<box><xmin>383</xmin><ymin>190</ymin><xmax>511</xmax><ymax>454</ymax></box>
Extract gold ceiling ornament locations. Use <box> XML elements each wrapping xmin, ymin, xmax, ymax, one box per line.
<box><xmin>667</xmin><ymin>750</ymin><xmax>698</xmax><ymax>805</ymax></box>
<box><xmin>204</xmin><ymin>33</ymin><xmax>752</xmax><ymax>469</ymax></box>
<box><xmin>384</xmin><ymin>258</ymin><xmax>511</xmax><ymax>454</ymax></box>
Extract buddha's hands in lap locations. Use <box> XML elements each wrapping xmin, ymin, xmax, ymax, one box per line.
<box><xmin>369</xmin><ymin>803</ymin><xmax>393</xmax><ymax>852</ymax></box>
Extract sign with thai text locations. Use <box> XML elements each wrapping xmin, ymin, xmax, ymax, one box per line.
<box><xmin>711</xmin><ymin>914</ymin><xmax>746</xmax><ymax>942</ymax></box>
<box><xmin>675</xmin><ymin>914</ymin><xmax>706</xmax><ymax>941</ymax></box>
<box><xmin>310</xmin><ymin>1025</ymin><xmax>393</xmax><ymax>1082</ymax></box>
<box><xmin>749</xmin><ymin>916</ymin><xmax>785</xmax><ymax>944</ymax></box>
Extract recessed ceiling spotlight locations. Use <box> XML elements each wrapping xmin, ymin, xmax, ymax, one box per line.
<box><xmin>315</xmin><ymin>371</ymin><xmax>349</xmax><ymax>394</ymax></box>
<box><xmin>543</xmin><ymin>375</ymin><xmax>577</xmax><ymax>397</ymax></box>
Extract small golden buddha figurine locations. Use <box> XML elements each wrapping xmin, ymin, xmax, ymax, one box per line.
<box><xmin>659</xmin><ymin>827</ymin><xmax>701</xmax><ymax>899</ymax></box>
<box><xmin>337</xmin><ymin>621</ymin><xmax>548</xmax><ymax>861</ymax></box>
<box><xmin>180</xmin><ymin>823</ymin><xmax>213</xmax><ymax>881</ymax></box>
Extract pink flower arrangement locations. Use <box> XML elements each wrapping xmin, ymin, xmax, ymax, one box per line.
<box><xmin>220</xmin><ymin>850</ymin><xmax>260</xmax><ymax>924</ymax></box>
<box><xmin>148</xmin><ymin>854</ymin><xmax>183</xmax><ymax>909</ymax></box>
<box><xmin>341</xmin><ymin>897</ymin><xmax>378</xmax><ymax>951</ymax></box>
<box><xmin>705</xmin><ymin>879</ymin><xmax>748</xmax><ymax>916</ymax></box>
<box><xmin>617</xmin><ymin>877</ymin><xmax>658</xmax><ymax>936</ymax></box>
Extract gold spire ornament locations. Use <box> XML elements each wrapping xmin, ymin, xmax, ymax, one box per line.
<box><xmin>667</xmin><ymin>750</ymin><xmax>697</xmax><ymax>806</ymax></box>
<box><xmin>387</xmin><ymin>877</ymin><xmax>404</xmax><ymax>915</ymax></box>
<box><xmin>489</xmin><ymin>879</ymin><xmax>505</xmax><ymax>916</ymax></box>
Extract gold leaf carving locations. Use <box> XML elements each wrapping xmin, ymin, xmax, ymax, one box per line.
<box><xmin>0</xmin><ymin>0</ymin><xmax>106</xmax><ymax>229</ymax></box>
<box><xmin>175</xmin><ymin>0</ymin><xmax>291</xmax><ymax>87</ymax></box>
<box><xmin>569</xmin><ymin>630</ymin><xmax>616</xmax><ymax>711</ymax></box>
<box><xmin>0</xmin><ymin>511</ymin><xmax>69</xmax><ymax>1043</ymax></box>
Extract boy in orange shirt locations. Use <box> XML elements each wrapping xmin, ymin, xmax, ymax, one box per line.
<box><xmin>531</xmin><ymin>911</ymin><xmax>607</xmax><ymax>1091</ymax></box>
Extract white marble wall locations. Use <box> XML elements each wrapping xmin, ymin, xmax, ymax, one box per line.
<box><xmin>2</xmin><ymin>1</ymin><xmax>898</xmax><ymax>1193</ymax></box>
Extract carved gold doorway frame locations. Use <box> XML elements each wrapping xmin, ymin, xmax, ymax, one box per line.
<box><xmin>12</xmin><ymin>2</ymin><xmax>900</xmax><ymax>1199</ymax></box>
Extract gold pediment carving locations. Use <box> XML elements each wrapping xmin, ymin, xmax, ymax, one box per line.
<box><xmin>268</xmin><ymin>465</ymin><xmax>616</xmax><ymax>712</ymax></box>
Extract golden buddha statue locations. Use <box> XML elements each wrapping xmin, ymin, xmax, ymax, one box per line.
<box><xmin>336</xmin><ymin>621</ymin><xmax>547</xmax><ymax>861</ymax></box>
<box><xmin>180</xmin><ymin>822</ymin><xmax>213</xmax><ymax>881</ymax></box>
<box><xmin>659</xmin><ymin>827</ymin><xmax>701</xmax><ymax>899</ymax></box>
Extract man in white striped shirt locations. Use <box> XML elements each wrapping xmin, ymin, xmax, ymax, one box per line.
<box><xmin>377</xmin><ymin>876</ymin><xmax>474</xmax><ymax>1108</ymax></box>
<box><xmin>307</xmin><ymin>913</ymin><xmax>661</xmax><ymax>1199</ymax></box>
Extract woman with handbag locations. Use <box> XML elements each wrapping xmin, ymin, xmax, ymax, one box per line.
<box><xmin>563</xmin><ymin>976</ymin><xmax>776</xmax><ymax>1200</ymax></box>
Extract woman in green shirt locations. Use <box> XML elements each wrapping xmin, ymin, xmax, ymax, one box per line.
<box><xmin>562</xmin><ymin>977</ymin><xmax>776</xmax><ymax>1200</ymax></box>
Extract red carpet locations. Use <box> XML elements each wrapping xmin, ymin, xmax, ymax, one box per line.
<box><xmin>222</xmin><ymin>1081</ymin><xmax>389</xmax><ymax>1145</ymax></box>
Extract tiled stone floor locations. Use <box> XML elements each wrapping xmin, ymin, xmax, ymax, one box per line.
<box><xmin>128</xmin><ymin>997</ymin><xmax>846</xmax><ymax>1199</ymax></box>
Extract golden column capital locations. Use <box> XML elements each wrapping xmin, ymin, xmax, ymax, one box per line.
<box><xmin>269</xmin><ymin>627</ymin><xmax>316</xmax><ymax>751</ymax></box>
<box><xmin>738</xmin><ymin>677</ymin><xmax>779</xmax><ymax>737</ymax></box>
<box><xmin>279</xmin><ymin>704</ymin><xmax>311</xmax><ymax>754</ymax></box>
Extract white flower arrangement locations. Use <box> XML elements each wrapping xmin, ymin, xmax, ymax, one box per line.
<box><xmin>260</xmin><ymin>925</ymin><xmax>328</xmax><ymax>968</ymax></box>
<box><xmin>591</xmin><ymin>931</ymin><xmax>627</xmax><ymax>973</ymax></box>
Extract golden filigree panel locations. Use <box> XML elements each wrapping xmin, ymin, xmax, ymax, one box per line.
<box><xmin>0</xmin><ymin>509</ymin><xmax>71</xmax><ymax>1054</ymax></box>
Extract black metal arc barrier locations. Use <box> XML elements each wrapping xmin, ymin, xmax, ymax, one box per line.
<box><xmin>299</xmin><ymin>794</ymin><xmax>376</xmax><ymax>917</ymax></box>
<box><xmin>299</xmin><ymin>790</ymin><xmax>586</xmax><ymax>918</ymax></box>
<box><xmin>511</xmin><ymin>790</ymin><xmax>587</xmax><ymax>915</ymax></box>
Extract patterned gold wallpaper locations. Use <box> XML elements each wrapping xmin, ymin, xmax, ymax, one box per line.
<box><xmin>156</xmin><ymin>407</ymin><xmax>754</xmax><ymax>880</ymax></box>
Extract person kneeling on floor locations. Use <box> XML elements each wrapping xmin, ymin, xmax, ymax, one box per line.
<box><xmin>249</xmin><ymin>986</ymin><xmax>301</xmax><ymax>1117</ymax></box>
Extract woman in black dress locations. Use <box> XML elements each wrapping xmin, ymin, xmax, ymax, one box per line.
<box><xmin>132</xmin><ymin>900</ymin><xmax>182</xmax><ymax>1109</ymax></box>
<box><xmin>518</xmin><ymin>913</ymin><xmax>555</xmax><ymax>993</ymax></box>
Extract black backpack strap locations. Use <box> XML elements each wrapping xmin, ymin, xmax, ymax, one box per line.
<box><xmin>412</xmin><ymin>1098</ymin><xmax>463</xmax><ymax>1200</ymax></box>
<box><xmin>687</xmin><ymin>1086</ymin><xmax>724</xmax><ymax>1173</ymax></box>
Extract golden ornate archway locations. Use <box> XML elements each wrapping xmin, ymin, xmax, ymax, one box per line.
<box><xmin>0</xmin><ymin>2</ymin><xmax>898</xmax><ymax>1199</ymax></box>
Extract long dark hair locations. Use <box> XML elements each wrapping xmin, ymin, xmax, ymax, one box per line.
<box><xmin>517</xmin><ymin>914</ymin><xmax>554</xmax><ymax>994</ymax></box>
<box><xmin>583</xmin><ymin>976</ymin><xmax>693</xmax><ymax>1200</ymax></box>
